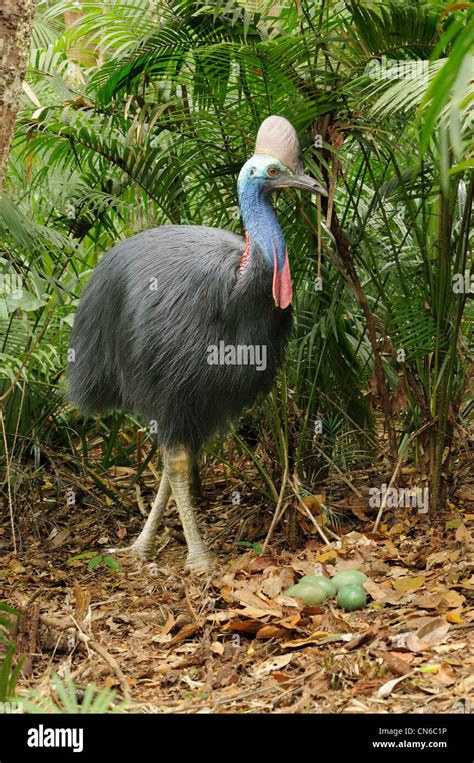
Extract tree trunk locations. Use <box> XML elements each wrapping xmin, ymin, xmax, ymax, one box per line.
<box><xmin>0</xmin><ymin>0</ymin><xmax>37</xmax><ymax>187</ymax></box>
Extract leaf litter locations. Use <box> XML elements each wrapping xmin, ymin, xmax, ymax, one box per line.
<box><xmin>1</xmin><ymin>459</ymin><xmax>473</xmax><ymax>714</ymax></box>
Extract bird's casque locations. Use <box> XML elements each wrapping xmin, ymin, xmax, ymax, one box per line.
<box><xmin>255</xmin><ymin>115</ymin><xmax>304</xmax><ymax>174</ymax></box>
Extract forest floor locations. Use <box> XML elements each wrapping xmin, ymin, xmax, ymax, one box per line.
<box><xmin>1</xmin><ymin>449</ymin><xmax>473</xmax><ymax>714</ymax></box>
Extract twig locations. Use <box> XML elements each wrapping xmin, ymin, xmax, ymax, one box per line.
<box><xmin>147</xmin><ymin>461</ymin><xmax>161</xmax><ymax>482</ymax></box>
<box><xmin>373</xmin><ymin>417</ymin><xmax>436</xmax><ymax>531</ymax></box>
<box><xmin>261</xmin><ymin>448</ymin><xmax>289</xmax><ymax>553</ymax></box>
<box><xmin>85</xmin><ymin>638</ymin><xmax>130</xmax><ymax>699</ymax></box>
<box><xmin>183</xmin><ymin>587</ymin><xmax>199</xmax><ymax>625</ymax></box>
<box><xmin>135</xmin><ymin>484</ymin><xmax>148</xmax><ymax>517</ymax></box>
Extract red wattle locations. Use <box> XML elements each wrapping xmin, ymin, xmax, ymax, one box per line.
<box><xmin>272</xmin><ymin>248</ymin><xmax>292</xmax><ymax>309</ymax></box>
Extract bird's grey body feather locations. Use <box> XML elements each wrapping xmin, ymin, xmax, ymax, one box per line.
<box><xmin>68</xmin><ymin>224</ymin><xmax>292</xmax><ymax>453</ymax></box>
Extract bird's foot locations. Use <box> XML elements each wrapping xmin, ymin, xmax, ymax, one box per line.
<box><xmin>185</xmin><ymin>547</ymin><xmax>215</xmax><ymax>573</ymax></box>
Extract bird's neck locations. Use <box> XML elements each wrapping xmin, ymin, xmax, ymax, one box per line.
<box><xmin>238</xmin><ymin>183</ymin><xmax>286</xmax><ymax>271</ymax></box>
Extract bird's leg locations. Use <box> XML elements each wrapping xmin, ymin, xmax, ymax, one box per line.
<box><xmin>163</xmin><ymin>446</ymin><xmax>214</xmax><ymax>572</ymax></box>
<box><xmin>108</xmin><ymin>472</ymin><xmax>171</xmax><ymax>560</ymax></box>
<box><xmin>190</xmin><ymin>454</ymin><xmax>203</xmax><ymax>500</ymax></box>
<box><xmin>130</xmin><ymin>473</ymin><xmax>171</xmax><ymax>559</ymax></box>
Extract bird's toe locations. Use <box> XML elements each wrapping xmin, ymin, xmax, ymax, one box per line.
<box><xmin>107</xmin><ymin>541</ymin><xmax>155</xmax><ymax>561</ymax></box>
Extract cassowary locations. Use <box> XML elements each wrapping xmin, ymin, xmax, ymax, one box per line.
<box><xmin>68</xmin><ymin>116</ymin><xmax>326</xmax><ymax>570</ymax></box>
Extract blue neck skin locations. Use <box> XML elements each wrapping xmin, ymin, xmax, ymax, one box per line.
<box><xmin>237</xmin><ymin>164</ymin><xmax>286</xmax><ymax>272</ymax></box>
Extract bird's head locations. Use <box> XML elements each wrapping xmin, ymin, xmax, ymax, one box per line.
<box><xmin>238</xmin><ymin>115</ymin><xmax>327</xmax><ymax>198</ymax></box>
<box><xmin>238</xmin><ymin>154</ymin><xmax>326</xmax><ymax>196</ymax></box>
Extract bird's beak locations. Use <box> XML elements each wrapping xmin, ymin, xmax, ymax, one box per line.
<box><xmin>282</xmin><ymin>173</ymin><xmax>327</xmax><ymax>195</ymax></box>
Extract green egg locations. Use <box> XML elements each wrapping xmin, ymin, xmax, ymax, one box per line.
<box><xmin>299</xmin><ymin>575</ymin><xmax>337</xmax><ymax>597</ymax></box>
<box><xmin>285</xmin><ymin>582</ymin><xmax>328</xmax><ymax>605</ymax></box>
<box><xmin>337</xmin><ymin>584</ymin><xmax>367</xmax><ymax>611</ymax></box>
<box><xmin>331</xmin><ymin>570</ymin><xmax>367</xmax><ymax>591</ymax></box>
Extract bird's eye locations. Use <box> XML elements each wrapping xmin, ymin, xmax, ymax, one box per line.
<box><xmin>249</xmin><ymin>168</ymin><xmax>256</xmax><ymax>176</ymax></box>
<box><xmin>267</xmin><ymin>167</ymin><xmax>279</xmax><ymax>177</ymax></box>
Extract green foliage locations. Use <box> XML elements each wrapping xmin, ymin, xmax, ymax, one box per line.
<box><xmin>236</xmin><ymin>540</ymin><xmax>263</xmax><ymax>555</ymax></box>
<box><xmin>19</xmin><ymin>673</ymin><xmax>129</xmax><ymax>713</ymax></box>
<box><xmin>0</xmin><ymin>601</ymin><xmax>20</xmax><ymax>642</ymax></box>
<box><xmin>1</xmin><ymin>0</ymin><xmax>472</xmax><ymax>513</ymax></box>
<box><xmin>0</xmin><ymin>603</ymin><xmax>24</xmax><ymax>701</ymax></box>
<box><xmin>69</xmin><ymin>551</ymin><xmax>120</xmax><ymax>573</ymax></box>
<box><xmin>0</xmin><ymin>644</ymin><xmax>24</xmax><ymax>702</ymax></box>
